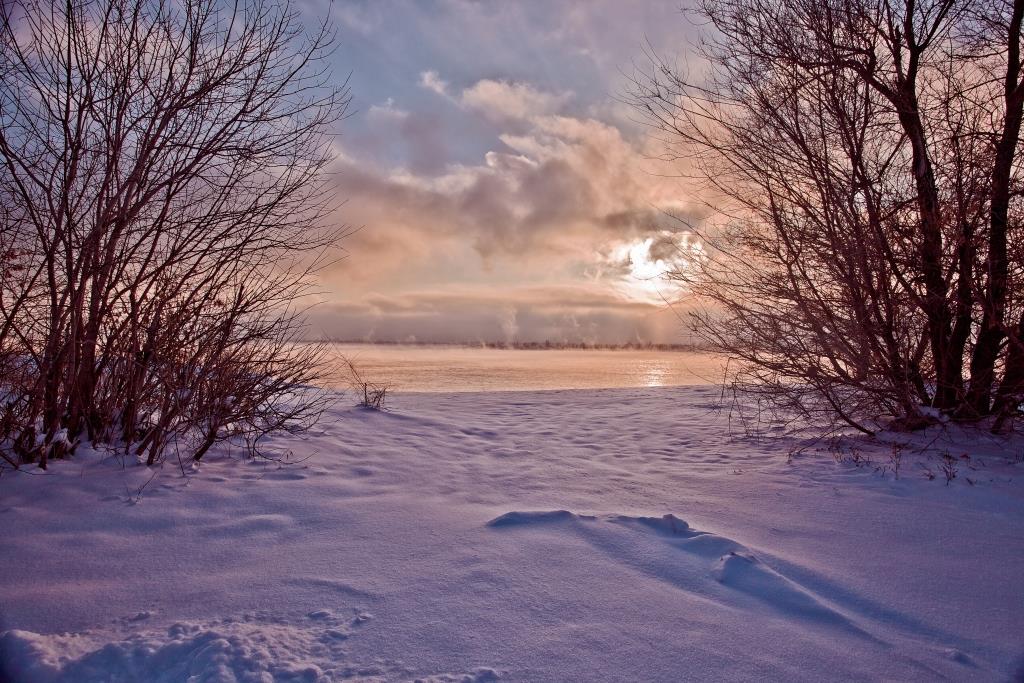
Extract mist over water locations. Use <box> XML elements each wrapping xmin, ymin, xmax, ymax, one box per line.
<box><xmin>326</xmin><ymin>344</ymin><xmax>725</xmax><ymax>393</ymax></box>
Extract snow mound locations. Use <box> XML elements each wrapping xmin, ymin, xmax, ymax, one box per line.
<box><xmin>488</xmin><ymin>511</ymin><xmax>872</xmax><ymax>639</ymax></box>
<box><xmin>412</xmin><ymin>668</ymin><xmax>501</xmax><ymax>683</ymax></box>
<box><xmin>486</xmin><ymin>510</ymin><xmax>591</xmax><ymax>527</ymax></box>
<box><xmin>711</xmin><ymin>551</ymin><xmax>872</xmax><ymax>636</ymax></box>
<box><xmin>610</xmin><ymin>512</ymin><xmax>691</xmax><ymax>535</ymax></box>
<box><xmin>1</xmin><ymin>621</ymin><xmax>341</xmax><ymax>683</ymax></box>
<box><xmin>0</xmin><ymin>618</ymin><xmax>494</xmax><ymax>683</ymax></box>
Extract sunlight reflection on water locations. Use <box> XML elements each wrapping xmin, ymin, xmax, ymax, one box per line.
<box><xmin>641</xmin><ymin>363</ymin><xmax>668</xmax><ymax>387</ymax></box>
<box><xmin>324</xmin><ymin>344</ymin><xmax>725</xmax><ymax>393</ymax></box>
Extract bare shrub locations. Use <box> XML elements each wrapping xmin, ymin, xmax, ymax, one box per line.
<box><xmin>340</xmin><ymin>357</ymin><xmax>391</xmax><ymax>411</ymax></box>
<box><xmin>0</xmin><ymin>0</ymin><xmax>349</xmax><ymax>468</ymax></box>
<box><xmin>940</xmin><ymin>453</ymin><xmax>959</xmax><ymax>486</ymax></box>
<box><xmin>889</xmin><ymin>444</ymin><xmax>904</xmax><ymax>480</ymax></box>
<box><xmin>631</xmin><ymin>0</ymin><xmax>1024</xmax><ymax>434</ymax></box>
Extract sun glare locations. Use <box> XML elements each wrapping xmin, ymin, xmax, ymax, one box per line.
<box><xmin>607</xmin><ymin>232</ymin><xmax>701</xmax><ymax>304</ymax></box>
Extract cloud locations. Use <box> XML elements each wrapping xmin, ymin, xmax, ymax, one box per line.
<box><xmin>459</xmin><ymin>79</ymin><xmax>573</xmax><ymax>122</ymax></box>
<box><xmin>366</xmin><ymin>98</ymin><xmax>409</xmax><ymax>122</ymax></box>
<box><xmin>306</xmin><ymin>284</ymin><xmax>688</xmax><ymax>345</ymax></box>
<box><xmin>319</xmin><ymin>2</ymin><xmax>710</xmax><ymax>345</ymax></box>
<box><xmin>418</xmin><ymin>70</ymin><xmax>450</xmax><ymax>97</ymax></box>
<box><xmin>323</xmin><ymin>92</ymin><xmax>705</xmax><ymax>344</ymax></box>
<box><xmin>333</xmin><ymin>4</ymin><xmax>382</xmax><ymax>35</ymax></box>
<box><xmin>420</xmin><ymin>72</ymin><xmax>571</xmax><ymax>123</ymax></box>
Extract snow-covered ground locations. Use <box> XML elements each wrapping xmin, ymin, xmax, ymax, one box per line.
<box><xmin>1</xmin><ymin>386</ymin><xmax>1023</xmax><ymax>682</ymax></box>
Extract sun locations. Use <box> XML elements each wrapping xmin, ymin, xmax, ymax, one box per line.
<box><xmin>606</xmin><ymin>232</ymin><xmax>701</xmax><ymax>304</ymax></box>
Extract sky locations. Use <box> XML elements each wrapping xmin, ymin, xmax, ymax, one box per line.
<box><xmin>308</xmin><ymin>1</ymin><xmax>705</xmax><ymax>345</ymax></box>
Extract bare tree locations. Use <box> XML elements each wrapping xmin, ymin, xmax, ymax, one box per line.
<box><xmin>631</xmin><ymin>0</ymin><xmax>1024</xmax><ymax>433</ymax></box>
<box><xmin>0</xmin><ymin>0</ymin><xmax>350</xmax><ymax>468</ymax></box>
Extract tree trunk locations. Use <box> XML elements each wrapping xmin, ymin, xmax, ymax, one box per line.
<box><xmin>895</xmin><ymin>96</ymin><xmax>956</xmax><ymax>409</ymax></box>
<box><xmin>993</xmin><ymin>313</ymin><xmax>1024</xmax><ymax>430</ymax></box>
<box><xmin>966</xmin><ymin>0</ymin><xmax>1024</xmax><ymax>416</ymax></box>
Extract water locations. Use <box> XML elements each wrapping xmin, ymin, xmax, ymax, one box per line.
<box><xmin>325</xmin><ymin>344</ymin><xmax>725</xmax><ymax>393</ymax></box>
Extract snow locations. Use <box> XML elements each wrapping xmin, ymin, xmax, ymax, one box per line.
<box><xmin>1</xmin><ymin>385</ymin><xmax>1023</xmax><ymax>682</ymax></box>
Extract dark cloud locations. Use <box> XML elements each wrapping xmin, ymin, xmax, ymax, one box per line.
<box><xmin>306</xmin><ymin>285</ymin><xmax>687</xmax><ymax>345</ymax></box>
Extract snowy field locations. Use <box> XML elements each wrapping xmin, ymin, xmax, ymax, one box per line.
<box><xmin>1</xmin><ymin>386</ymin><xmax>1023</xmax><ymax>682</ymax></box>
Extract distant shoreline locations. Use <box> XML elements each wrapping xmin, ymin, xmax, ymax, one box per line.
<box><xmin>314</xmin><ymin>340</ymin><xmax>709</xmax><ymax>352</ymax></box>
